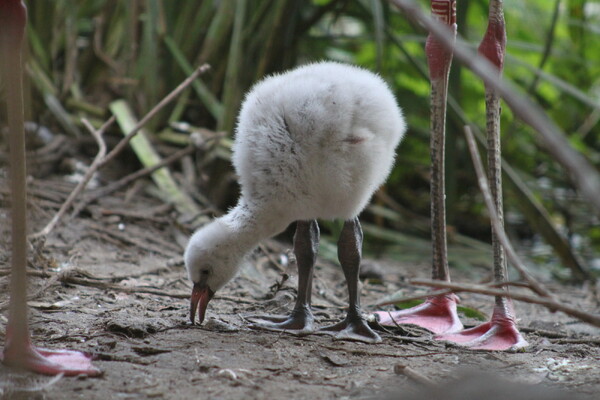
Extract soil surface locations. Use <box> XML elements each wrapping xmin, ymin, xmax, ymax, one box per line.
<box><xmin>1</xmin><ymin>172</ymin><xmax>599</xmax><ymax>400</ymax></box>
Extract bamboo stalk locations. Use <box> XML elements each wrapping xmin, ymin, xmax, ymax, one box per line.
<box><xmin>109</xmin><ymin>100</ymin><xmax>201</xmax><ymax>219</ymax></box>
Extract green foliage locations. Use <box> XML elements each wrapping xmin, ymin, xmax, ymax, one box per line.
<box><xmin>457</xmin><ymin>305</ymin><xmax>488</xmax><ymax>322</ymax></box>
<box><xmin>394</xmin><ymin>299</ymin><xmax>424</xmax><ymax>309</ymax></box>
<box><xmin>8</xmin><ymin>0</ymin><xmax>599</xmax><ymax>278</ymax></box>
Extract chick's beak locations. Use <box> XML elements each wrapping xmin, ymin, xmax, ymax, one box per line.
<box><xmin>190</xmin><ymin>282</ymin><xmax>215</xmax><ymax>324</ymax></box>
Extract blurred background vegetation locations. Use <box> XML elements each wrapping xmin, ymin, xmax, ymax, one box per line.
<box><xmin>3</xmin><ymin>0</ymin><xmax>599</xmax><ymax>281</ymax></box>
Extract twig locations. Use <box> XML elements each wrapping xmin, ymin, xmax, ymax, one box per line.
<box><xmin>56</xmin><ymin>271</ymin><xmax>188</xmax><ymax>299</ymax></box>
<box><xmin>394</xmin><ymin>364</ymin><xmax>436</xmax><ymax>385</ymax></box>
<box><xmin>99</xmin><ymin>63</ymin><xmax>210</xmax><ymax>168</ymax></box>
<box><xmin>388</xmin><ymin>0</ymin><xmax>600</xmax><ymax>214</ymax></box>
<box><xmin>72</xmin><ymin>144</ymin><xmax>196</xmax><ymax>217</ymax></box>
<box><xmin>0</xmin><ymin>266</ymin><xmax>167</xmax><ymax>281</ymax></box>
<box><xmin>410</xmin><ymin>278</ymin><xmax>600</xmax><ymax>328</ymax></box>
<box><xmin>0</xmin><ymin>267</ymin><xmax>271</xmax><ymax>307</ymax></box>
<box><xmin>93</xmin><ymin>204</ymin><xmax>173</xmax><ymax>224</ymax></box>
<box><xmin>463</xmin><ymin>125</ymin><xmax>557</xmax><ymax>300</ymax></box>
<box><xmin>372</xmin><ymin>288</ymin><xmax>454</xmax><ymax>307</ymax></box>
<box><xmin>258</xmin><ymin>243</ymin><xmax>287</xmax><ymax>273</ymax></box>
<box><xmin>372</xmin><ymin>281</ymin><xmax>533</xmax><ymax>308</ymax></box>
<box><xmin>518</xmin><ymin>327</ymin><xmax>569</xmax><ymax>339</ymax></box>
<box><xmin>0</xmin><ymin>272</ymin><xmax>62</xmax><ymax>312</ymax></box>
<box><xmin>30</xmin><ymin>63</ymin><xmax>211</xmax><ymax>239</ymax></box>
<box><xmin>320</xmin><ymin>344</ymin><xmax>453</xmax><ymax>359</ymax></box>
<box><xmin>30</xmin><ymin>117</ymin><xmax>113</xmax><ymax>239</ymax></box>
<box><xmin>109</xmin><ymin>100</ymin><xmax>202</xmax><ymax>218</ymax></box>
<box><xmin>550</xmin><ymin>338</ymin><xmax>600</xmax><ymax>346</ymax></box>
<box><xmin>83</xmin><ymin>220</ymin><xmax>181</xmax><ymax>257</ymax></box>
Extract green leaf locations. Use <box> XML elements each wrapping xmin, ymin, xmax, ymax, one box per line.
<box><xmin>457</xmin><ymin>305</ymin><xmax>488</xmax><ymax>322</ymax></box>
<box><xmin>394</xmin><ymin>299</ymin><xmax>424</xmax><ymax>310</ymax></box>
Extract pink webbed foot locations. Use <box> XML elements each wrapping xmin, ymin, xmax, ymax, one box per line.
<box><xmin>371</xmin><ymin>293</ymin><xmax>463</xmax><ymax>335</ymax></box>
<box><xmin>435</xmin><ymin>304</ymin><xmax>528</xmax><ymax>351</ymax></box>
<box><xmin>2</xmin><ymin>342</ymin><xmax>101</xmax><ymax>377</ymax></box>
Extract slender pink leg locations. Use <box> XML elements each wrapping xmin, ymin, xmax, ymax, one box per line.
<box><xmin>372</xmin><ymin>0</ymin><xmax>462</xmax><ymax>335</ymax></box>
<box><xmin>1</xmin><ymin>0</ymin><xmax>101</xmax><ymax>376</ymax></box>
<box><xmin>436</xmin><ymin>0</ymin><xmax>527</xmax><ymax>351</ymax></box>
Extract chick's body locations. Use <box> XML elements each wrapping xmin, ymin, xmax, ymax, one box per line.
<box><xmin>233</xmin><ymin>62</ymin><xmax>405</xmax><ymax>223</ymax></box>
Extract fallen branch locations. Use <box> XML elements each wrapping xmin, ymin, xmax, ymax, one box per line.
<box><xmin>372</xmin><ymin>281</ymin><xmax>534</xmax><ymax>308</ymax></box>
<box><xmin>320</xmin><ymin>344</ymin><xmax>452</xmax><ymax>359</ymax></box>
<box><xmin>0</xmin><ymin>268</ymin><xmax>256</xmax><ymax>306</ymax></box>
<box><xmin>109</xmin><ymin>100</ymin><xmax>201</xmax><ymax>219</ymax></box>
<box><xmin>72</xmin><ymin>144</ymin><xmax>196</xmax><ymax>217</ymax></box>
<box><xmin>98</xmin><ymin>64</ymin><xmax>211</xmax><ymax>169</ymax></box>
<box><xmin>92</xmin><ymin>204</ymin><xmax>173</xmax><ymax>224</ymax></box>
<box><xmin>30</xmin><ymin>117</ymin><xmax>112</xmax><ymax>239</ymax></box>
<box><xmin>0</xmin><ymin>271</ymin><xmax>186</xmax><ymax>312</ymax></box>
<box><xmin>550</xmin><ymin>338</ymin><xmax>600</xmax><ymax>346</ymax></box>
<box><xmin>410</xmin><ymin>278</ymin><xmax>600</xmax><ymax>328</ymax></box>
<box><xmin>83</xmin><ymin>220</ymin><xmax>181</xmax><ymax>257</ymax></box>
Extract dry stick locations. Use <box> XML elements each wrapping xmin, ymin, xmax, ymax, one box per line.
<box><xmin>78</xmin><ymin>128</ymin><xmax>225</xmax><ymax>212</ymax></box>
<box><xmin>320</xmin><ymin>344</ymin><xmax>452</xmax><ymax>359</ymax></box>
<box><xmin>373</xmin><ymin>281</ymin><xmax>536</xmax><ymax>308</ymax></box>
<box><xmin>30</xmin><ymin>63</ymin><xmax>211</xmax><ymax>239</ymax></box>
<box><xmin>83</xmin><ymin>220</ymin><xmax>181</xmax><ymax>257</ymax></box>
<box><xmin>0</xmin><ymin>268</ymin><xmax>248</xmax><ymax>304</ymax></box>
<box><xmin>388</xmin><ymin>0</ymin><xmax>600</xmax><ymax>214</ymax></box>
<box><xmin>29</xmin><ymin>117</ymin><xmax>113</xmax><ymax>239</ymax></box>
<box><xmin>0</xmin><ymin>273</ymin><xmax>62</xmax><ymax>312</ymax></box>
<box><xmin>464</xmin><ymin>125</ymin><xmax>555</xmax><ymax>302</ymax></box>
<box><xmin>99</xmin><ymin>64</ymin><xmax>211</xmax><ymax>168</ymax></box>
<box><xmin>35</xmin><ymin>271</ymin><xmax>257</xmax><ymax>305</ymax></box>
<box><xmin>394</xmin><ymin>364</ymin><xmax>437</xmax><ymax>386</ymax></box>
<box><xmin>410</xmin><ymin>278</ymin><xmax>600</xmax><ymax>328</ymax></box>
<box><xmin>373</xmin><ymin>289</ymin><xmax>454</xmax><ymax>308</ymax></box>
<box><xmin>258</xmin><ymin>243</ymin><xmax>287</xmax><ymax>273</ymax></box>
<box><xmin>71</xmin><ymin>144</ymin><xmax>196</xmax><ymax>217</ymax></box>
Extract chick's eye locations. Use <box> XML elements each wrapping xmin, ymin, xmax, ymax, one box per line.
<box><xmin>201</xmin><ymin>270</ymin><xmax>209</xmax><ymax>276</ymax></box>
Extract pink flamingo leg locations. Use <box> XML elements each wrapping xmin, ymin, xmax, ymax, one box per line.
<box><xmin>1</xmin><ymin>0</ymin><xmax>100</xmax><ymax>376</ymax></box>
<box><xmin>372</xmin><ymin>293</ymin><xmax>463</xmax><ymax>335</ymax></box>
<box><xmin>436</xmin><ymin>0</ymin><xmax>527</xmax><ymax>351</ymax></box>
<box><xmin>372</xmin><ymin>0</ymin><xmax>462</xmax><ymax>336</ymax></box>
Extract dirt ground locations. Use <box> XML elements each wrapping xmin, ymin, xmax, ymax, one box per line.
<box><xmin>1</xmin><ymin>171</ymin><xmax>599</xmax><ymax>400</ymax></box>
